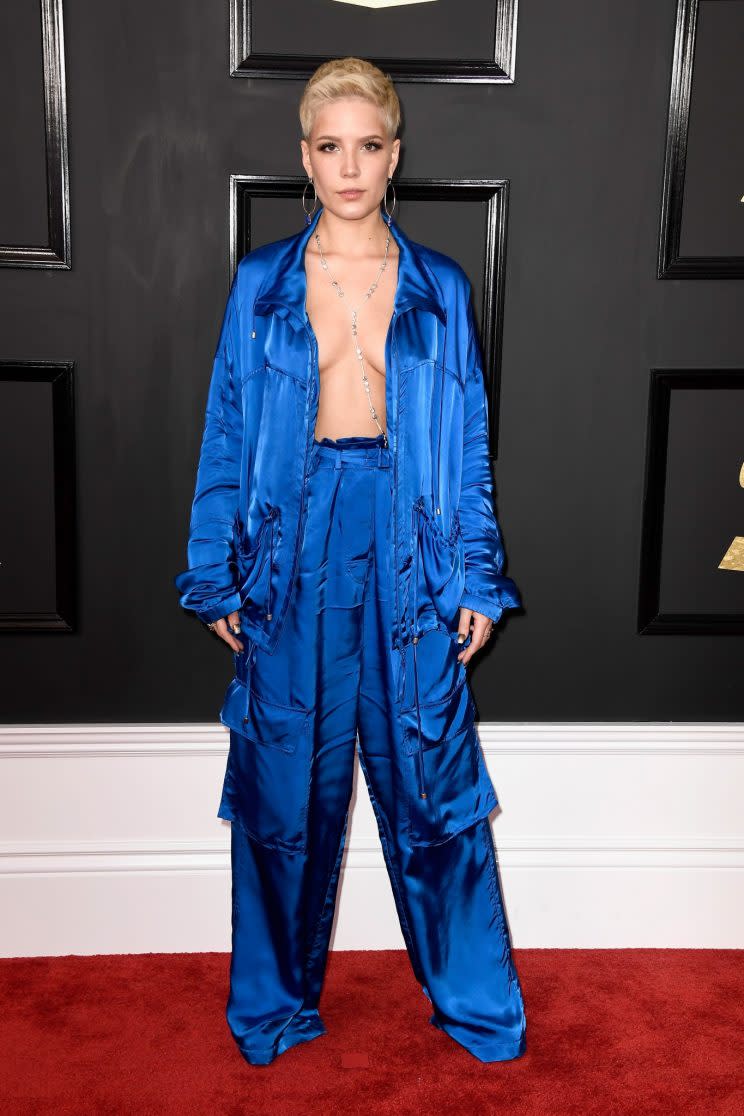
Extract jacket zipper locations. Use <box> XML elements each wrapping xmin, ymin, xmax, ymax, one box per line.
<box><xmin>266</xmin><ymin>315</ymin><xmax>317</xmax><ymax>643</ymax></box>
<box><xmin>254</xmin><ymin>309</ymin><xmax>317</xmax><ymax>651</ymax></box>
<box><xmin>411</xmin><ymin>496</ymin><xmax>427</xmax><ymax>800</ymax></box>
<box><xmin>406</xmin><ymin>316</ymin><xmax>449</xmax><ymax>802</ymax></box>
<box><xmin>242</xmin><ymin>639</ymin><xmax>258</xmax><ymax>726</ymax></box>
<box><xmin>435</xmin><ymin>316</ymin><xmax>448</xmax><ymax>520</ymax></box>
<box><xmin>390</xmin><ymin>308</ymin><xmax>402</xmax><ymax>649</ymax></box>
<box><xmin>394</xmin><ymin>310</ymin><xmax>430</xmax><ymax>803</ymax></box>
<box><xmin>264</xmin><ymin>506</ymin><xmax>278</xmax><ymax>621</ymax></box>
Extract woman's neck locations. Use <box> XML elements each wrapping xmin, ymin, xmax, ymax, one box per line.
<box><xmin>313</xmin><ymin>207</ymin><xmax>390</xmax><ymax>260</ymax></box>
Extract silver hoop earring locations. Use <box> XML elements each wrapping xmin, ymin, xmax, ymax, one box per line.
<box><xmin>382</xmin><ymin>177</ymin><xmax>397</xmax><ymax>226</ymax></box>
<box><xmin>302</xmin><ymin>178</ymin><xmax>318</xmax><ymax>223</ymax></box>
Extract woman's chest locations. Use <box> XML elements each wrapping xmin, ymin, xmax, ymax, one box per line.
<box><xmin>304</xmin><ymin>255</ymin><xmax>399</xmax><ymax>381</ymax></box>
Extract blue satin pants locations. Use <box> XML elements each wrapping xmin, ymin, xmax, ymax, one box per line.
<box><xmin>218</xmin><ymin>433</ymin><xmax>527</xmax><ymax>1065</ymax></box>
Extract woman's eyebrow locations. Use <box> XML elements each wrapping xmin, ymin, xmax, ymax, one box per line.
<box><xmin>315</xmin><ymin>134</ymin><xmax>385</xmax><ymax>142</ymax></box>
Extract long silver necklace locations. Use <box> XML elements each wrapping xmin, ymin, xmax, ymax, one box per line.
<box><xmin>314</xmin><ymin>220</ymin><xmax>391</xmax><ymax>447</ymax></box>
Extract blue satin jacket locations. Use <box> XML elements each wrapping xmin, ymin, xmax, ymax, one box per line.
<box><xmin>175</xmin><ymin>204</ymin><xmax>521</xmax><ymax>671</ymax></box>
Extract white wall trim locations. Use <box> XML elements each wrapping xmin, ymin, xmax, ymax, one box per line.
<box><xmin>1</xmin><ymin>722</ymin><xmax>742</xmax><ymax>954</ymax></box>
<box><xmin>2</xmin><ymin>720</ymin><xmax>743</xmax><ymax>757</ymax></box>
<box><xmin>1</xmin><ymin>833</ymin><xmax>744</xmax><ymax>876</ymax></box>
<box><xmin>479</xmin><ymin>722</ymin><xmax>744</xmax><ymax>754</ymax></box>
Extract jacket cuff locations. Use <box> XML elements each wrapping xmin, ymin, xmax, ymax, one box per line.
<box><xmin>193</xmin><ymin>590</ymin><xmax>244</xmax><ymax>626</ymax></box>
<box><xmin>458</xmin><ymin>588</ymin><xmax>521</xmax><ymax>625</ymax></box>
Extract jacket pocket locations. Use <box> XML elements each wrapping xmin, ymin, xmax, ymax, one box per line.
<box><xmin>235</xmin><ymin>505</ymin><xmax>280</xmax><ymax>624</ymax></box>
<box><xmin>217</xmin><ymin>687</ymin><xmax>313</xmax><ymax>852</ymax></box>
<box><xmin>412</xmin><ymin>498</ymin><xmax>466</xmax><ymax>628</ymax></box>
<box><xmin>398</xmin><ymin>625</ymin><xmax>465</xmax><ymax>714</ymax></box>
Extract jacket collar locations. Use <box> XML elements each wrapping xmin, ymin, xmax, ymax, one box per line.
<box><xmin>253</xmin><ymin>204</ymin><xmax>447</xmax><ymax>326</ymax></box>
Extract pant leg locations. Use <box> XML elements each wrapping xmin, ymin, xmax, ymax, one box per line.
<box><xmin>226</xmin><ymin>810</ymin><xmax>344</xmax><ymax>1064</ymax></box>
<box><xmin>222</xmin><ymin>437</ymin><xmax>370</xmax><ymax>1065</ymax></box>
<box><xmin>355</xmin><ymin>445</ymin><xmax>528</xmax><ymax>1063</ymax></box>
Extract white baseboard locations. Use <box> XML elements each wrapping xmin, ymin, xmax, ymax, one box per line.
<box><xmin>1</xmin><ymin>723</ymin><xmax>742</xmax><ymax>956</ymax></box>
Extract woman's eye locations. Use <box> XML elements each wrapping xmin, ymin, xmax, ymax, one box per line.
<box><xmin>317</xmin><ymin>141</ymin><xmax>383</xmax><ymax>153</ymax></box>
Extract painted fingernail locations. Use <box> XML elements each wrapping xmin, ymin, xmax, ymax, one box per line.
<box><xmin>457</xmin><ymin>634</ymin><xmax>465</xmax><ymax>643</ymax></box>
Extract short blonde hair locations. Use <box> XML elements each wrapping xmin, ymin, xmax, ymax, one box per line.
<box><xmin>299</xmin><ymin>56</ymin><xmax>401</xmax><ymax>142</ymax></box>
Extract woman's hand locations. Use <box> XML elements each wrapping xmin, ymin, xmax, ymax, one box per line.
<box><xmin>206</xmin><ymin>611</ymin><xmax>244</xmax><ymax>653</ymax></box>
<box><xmin>456</xmin><ymin>607</ymin><xmax>494</xmax><ymax>664</ymax></box>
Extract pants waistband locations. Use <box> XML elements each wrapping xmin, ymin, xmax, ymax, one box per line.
<box><xmin>311</xmin><ymin>434</ymin><xmax>391</xmax><ymax>469</ymax></box>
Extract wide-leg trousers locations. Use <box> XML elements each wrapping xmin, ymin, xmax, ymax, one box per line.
<box><xmin>218</xmin><ymin>433</ymin><xmax>527</xmax><ymax>1066</ymax></box>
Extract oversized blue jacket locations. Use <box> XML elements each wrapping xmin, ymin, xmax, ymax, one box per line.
<box><xmin>175</xmin><ymin>205</ymin><xmax>521</xmax><ymax>680</ymax></box>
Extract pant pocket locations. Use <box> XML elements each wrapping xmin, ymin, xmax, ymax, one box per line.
<box><xmin>400</xmin><ymin>649</ymin><xmax>498</xmax><ymax>847</ymax></box>
<box><xmin>217</xmin><ymin>690</ymin><xmax>313</xmax><ymax>853</ymax></box>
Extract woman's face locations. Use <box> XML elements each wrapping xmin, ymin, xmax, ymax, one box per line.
<box><xmin>300</xmin><ymin>96</ymin><xmax>400</xmax><ymax>222</ymax></box>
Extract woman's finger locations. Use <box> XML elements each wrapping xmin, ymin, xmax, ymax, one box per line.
<box><xmin>456</xmin><ymin>607</ymin><xmax>473</xmax><ymax>658</ymax></box>
<box><xmin>207</xmin><ymin>614</ymin><xmax>244</xmax><ymax>653</ymax></box>
<box><xmin>457</xmin><ymin>610</ymin><xmax>492</xmax><ymax>665</ymax></box>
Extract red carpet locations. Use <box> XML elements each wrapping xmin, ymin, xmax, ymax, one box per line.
<box><xmin>1</xmin><ymin>949</ymin><xmax>742</xmax><ymax>1114</ymax></box>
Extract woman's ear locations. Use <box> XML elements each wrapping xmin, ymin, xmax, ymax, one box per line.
<box><xmin>299</xmin><ymin>139</ymin><xmax>312</xmax><ymax>178</ymax></box>
<box><xmin>388</xmin><ymin>137</ymin><xmax>401</xmax><ymax>177</ymax></box>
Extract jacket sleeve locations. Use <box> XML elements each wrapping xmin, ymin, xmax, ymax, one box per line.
<box><xmin>173</xmin><ymin>273</ymin><xmax>244</xmax><ymax>624</ymax></box>
<box><xmin>458</xmin><ymin>291</ymin><xmax>522</xmax><ymax>624</ymax></box>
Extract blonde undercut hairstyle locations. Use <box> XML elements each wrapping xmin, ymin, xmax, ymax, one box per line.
<box><xmin>299</xmin><ymin>56</ymin><xmax>401</xmax><ymax>142</ymax></box>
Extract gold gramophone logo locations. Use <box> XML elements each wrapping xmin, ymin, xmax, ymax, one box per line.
<box><xmin>718</xmin><ymin>460</ymin><xmax>744</xmax><ymax>571</ymax></box>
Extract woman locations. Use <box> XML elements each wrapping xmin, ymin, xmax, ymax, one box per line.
<box><xmin>175</xmin><ymin>56</ymin><xmax>526</xmax><ymax>1066</ymax></box>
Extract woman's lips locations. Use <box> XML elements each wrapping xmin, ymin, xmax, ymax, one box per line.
<box><xmin>339</xmin><ymin>189</ymin><xmax>363</xmax><ymax>198</ymax></box>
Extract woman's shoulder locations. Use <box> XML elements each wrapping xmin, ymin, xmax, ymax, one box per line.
<box><xmin>230</xmin><ymin>230</ymin><xmax>300</xmax><ymax>307</ymax></box>
<box><xmin>234</xmin><ymin>231</ymin><xmax>297</xmax><ymax>280</ymax></box>
<box><xmin>408</xmin><ymin>236</ymin><xmax>472</xmax><ymax>298</ymax></box>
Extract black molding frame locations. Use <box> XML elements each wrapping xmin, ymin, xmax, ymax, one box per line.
<box><xmin>637</xmin><ymin>368</ymin><xmax>744</xmax><ymax>634</ymax></box>
<box><xmin>0</xmin><ymin>360</ymin><xmax>77</xmax><ymax>631</ymax></box>
<box><xmin>657</xmin><ymin>0</ymin><xmax>744</xmax><ymax>279</ymax></box>
<box><xmin>0</xmin><ymin>0</ymin><xmax>71</xmax><ymax>269</ymax></box>
<box><xmin>229</xmin><ymin>0</ymin><xmax>518</xmax><ymax>83</ymax></box>
<box><xmin>229</xmin><ymin>174</ymin><xmax>510</xmax><ymax>458</ymax></box>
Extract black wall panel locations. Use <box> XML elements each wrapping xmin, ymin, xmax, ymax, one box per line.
<box><xmin>1</xmin><ymin>0</ymin><xmax>741</xmax><ymax>723</ymax></box>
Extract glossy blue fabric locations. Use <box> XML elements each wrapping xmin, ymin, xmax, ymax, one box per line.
<box><xmin>173</xmin><ymin>203</ymin><xmax>522</xmax><ymax>655</ymax></box>
<box><xmin>218</xmin><ymin>435</ymin><xmax>527</xmax><ymax>1065</ymax></box>
<box><xmin>174</xmin><ymin>204</ymin><xmax>523</xmax><ymax>809</ymax></box>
